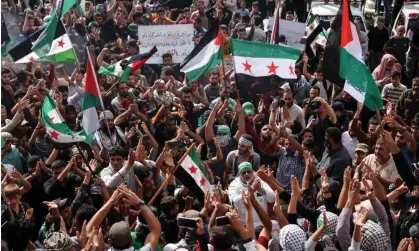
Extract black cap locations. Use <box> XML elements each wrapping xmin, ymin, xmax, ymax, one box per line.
<box><xmin>27</xmin><ymin>155</ymin><xmax>41</xmax><ymax>167</ymax></box>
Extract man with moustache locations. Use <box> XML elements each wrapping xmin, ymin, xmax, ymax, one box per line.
<box><xmin>225</xmin><ymin>134</ymin><xmax>260</xmax><ymax>181</ymax></box>
<box><xmin>228</xmin><ymin>162</ymin><xmax>275</xmax><ymax>228</ymax></box>
<box><xmin>358</xmin><ymin>136</ymin><xmax>400</xmax><ymax>187</ymax></box>
<box><xmin>111</xmin><ymin>82</ymin><xmax>131</xmax><ymax>111</ymax></box>
<box><xmin>92</xmin><ymin>110</ymin><xmax>131</xmax><ymax>154</ymax></box>
<box><xmin>275</xmin><ymin>125</ymin><xmax>305</xmax><ymax>193</ymax></box>
<box><xmin>316</xmin><ymin>127</ymin><xmax>352</xmax><ymax>185</ymax></box>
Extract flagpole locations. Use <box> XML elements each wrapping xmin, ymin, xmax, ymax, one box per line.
<box><xmin>148</xmin><ymin>143</ymin><xmax>195</xmax><ymax>206</ymax></box>
<box><xmin>219</xmin><ymin>29</ymin><xmax>230</xmax><ymax>87</ymax></box>
<box><xmin>75</xmin><ymin>143</ymin><xmax>97</xmax><ymax>176</ymax></box>
<box><xmin>86</xmin><ymin>46</ymin><xmax>113</xmax><ymax>141</ymax></box>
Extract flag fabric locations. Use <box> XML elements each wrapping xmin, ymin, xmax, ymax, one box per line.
<box><xmin>306</xmin><ymin>15</ymin><xmax>320</xmax><ymax>37</ymax></box>
<box><xmin>175</xmin><ymin>146</ymin><xmax>211</xmax><ymax>206</ymax></box>
<box><xmin>323</xmin><ymin>4</ymin><xmax>346</xmax><ymax>88</ymax></box>
<box><xmin>315</xmin><ymin>30</ymin><xmax>329</xmax><ymax>47</ymax></box>
<box><xmin>180</xmin><ymin>24</ymin><xmax>222</xmax><ymax>82</ymax></box>
<box><xmin>231</xmin><ymin>39</ymin><xmax>300</xmax><ymax>79</ymax></box>
<box><xmin>1</xmin><ymin>14</ymin><xmax>13</xmax><ymax>57</ymax></box>
<box><xmin>35</xmin><ymin>20</ymin><xmax>77</xmax><ymax>63</ymax></box>
<box><xmin>7</xmin><ymin>27</ymin><xmax>45</xmax><ymax>63</ymax></box>
<box><xmin>339</xmin><ymin>0</ymin><xmax>382</xmax><ymax>110</ymax></box>
<box><xmin>41</xmin><ymin>94</ymin><xmax>86</xmax><ymax>143</ymax></box>
<box><xmin>270</xmin><ymin>5</ymin><xmax>280</xmax><ymax>44</ymax></box>
<box><xmin>80</xmin><ymin>50</ymin><xmax>102</xmax><ymax>143</ymax></box>
<box><xmin>305</xmin><ymin>23</ymin><xmax>323</xmax><ymax>57</ymax></box>
<box><xmin>31</xmin><ymin>0</ymin><xmax>76</xmax><ymax>58</ymax></box>
<box><xmin>98</xmin><ymin>46</ymin><xmax>157</xmax><ymax>82</ymax></box>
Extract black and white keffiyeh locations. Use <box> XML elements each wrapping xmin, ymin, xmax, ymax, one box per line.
<box><xmin>279</xmin><ymin>224</ymin><xmax>307</xmax><ymax>251</ymax></box>
<box><xmin>360</xmin><ymin>220</ymin><xmax>391</xmax><ymax>251</ymax></box>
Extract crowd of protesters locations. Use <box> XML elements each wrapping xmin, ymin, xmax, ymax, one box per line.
<box><xmin>2</xmin><ymin>0</ymin><xmax>419</xmax><ymax>250</ymax></box>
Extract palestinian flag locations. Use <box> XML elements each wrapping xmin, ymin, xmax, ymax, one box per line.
<box><xmin>180</xmin><ymin>24</ymin><xmax>222</xmax><ymax>82</ymax></box>
<box><xmin>270</xmin><ymin>5</ymin><xmax>280</xmax><ymax>44</ymax></box>
<box><xmin>80</xmin><ymin>49</ymin><xmax>102</xmax><ymax>143</ymax></box>
<box><xmin>323</xmin><ymin>3</ymin><xmax>345</xmax><ymax>88</ymax></box>
<box><xmin>8</xmin><ymin>27</ymin><xmax>45</xmax><ymax>63</ymax></box>
<box><xmin>41</xmin><ymin>94</ymin><xmax>86</xmax><ymax>143</ymax></box>
<box><xmin>98</xmin><ymin>46</ymin><xmax>157</xmax><ymax>82</ymax></box>
<box><xmin>231</xmin><ymin>39</ymin><xmax>300</xmax><ymax>79</ymax></box>
<box><xmin>35</xmin><ymin>20</ymin><xmax>77</xmax><ymax>63</ymax></box>
<box><xmin>175</xmin><ymin>146</ymin><xmax>211</xmax><ymax>206</ymax></box>
<box><xmin>339</xmin><ymin>0</ymin><xmax>382</xmax><ymax>110</ymax></box>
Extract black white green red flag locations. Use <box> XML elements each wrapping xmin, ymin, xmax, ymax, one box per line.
<box><xmin>339</xmin><ymin>0</ymin><xmax>382</xmax><ymax>110</ymax></box>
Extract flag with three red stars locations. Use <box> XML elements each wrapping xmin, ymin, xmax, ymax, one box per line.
<box><xmin>175</xmin><ymin>146</ymin><xmax>211</xmax><ymax>206</ymax></box>
<box><xmin>41</xmin><ymin>94</ymin><xmax>86</xmax><ymax>143</ymax></box>
<box><xmin>231</xmin><ymin>39</ymin><xmax>300</xmax><ymax>79</ymax></box>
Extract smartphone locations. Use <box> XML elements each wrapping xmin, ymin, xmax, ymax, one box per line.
<box><xmin>216</xmin><ymin>216</ymin><xmax>230</xmax><ymax>226</ymax></box>
<box><xmin>177</xmin><ymin>217</ymin><xmax>198</xmax><ymax>229</ymax></box>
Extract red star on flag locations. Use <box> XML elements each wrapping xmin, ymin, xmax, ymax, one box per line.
<box><xmin>288</xmin><ymin>65</ymin><xmax>295</xmax><ymax>75</ymax></box>
<box><xmin>267</xmin><ymin>61</ymin><xmax>278</xmax><ymax>74</ymax></box>
<box><xmin>199</xmin><ymin>177</ymin><xmax>206</xmax><ymax>186</ymax></box>
<box><xmin>49</xmin><ymin>130</ymin><xmax>59</xmax><ymax>140</ymax></box>
<box><xmin>72</xmin><ymin>135</ymin><xmax>76</xmax><ymax>140</ymax></box>
<box><xmin>309</xmin><ymin>25</ymin><xmax>314</xmax><ymax>30</ymax></box>
<box><xmin>28</xmin><ymin>56</ymin><xmax>35</xmax><ymax>62</ymax></box>
<box><xmin>242</xmin><ymin>60</ymin><xmax>252</xmax><ymax>72</ymax></box>
<box><xmin>57</xmin><ymin>39</ymin><xmax>65</xmax><ymax>48</ymax></box>
<box><xmin>49</xmin><ymin>117</ymin><xmax>55</xmax><ymax>123</ymax></box>
<box><xmin>189</xmin><ymin>165</ymin><xmax>198</xmax><ymax>174</ymax></box>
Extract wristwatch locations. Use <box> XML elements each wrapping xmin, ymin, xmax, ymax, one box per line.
<box><xmin>135</xmin><ymin>199</ymin><xmax>146</xmax><ymax>209</ymax></box>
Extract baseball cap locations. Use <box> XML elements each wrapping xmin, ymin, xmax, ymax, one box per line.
<box><xmin>44</xmin><ymin>231</ymin><xmax>74</xmax><ymax>251</ymax></box>
<box><xmin>53</xmin><ymin>198</ymin><xmax>69</xmax><ymax>211</ymax></box>
<box><xmin>27</xmin><ymin>155</ymin><xmax>41</xmax><ymax>167</ymax></box>
<box><xmin>109</xmin><ymin>221</ymin><xmax>132</xmax><ymax>249</ymax></box>
<box><xmin>244</xmin><ymin>108</ymin><xmax>255</xmax><ymax>116</ymax></box>
<box><xmin>355</xmin><ymin>143</ymin><xmax>369</xmax><ymax>153</ymax></box>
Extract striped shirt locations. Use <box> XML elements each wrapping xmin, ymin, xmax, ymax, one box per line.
<box><xmin>382</xmin><ymin>83</ymin><xmax>407</xmax><ymax>104</ymax></box>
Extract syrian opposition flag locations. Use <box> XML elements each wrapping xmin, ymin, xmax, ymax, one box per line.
<box><xmin>231</xmin><ymin>39</ymin><xmax>300</xmax><ymax>79</ymax></box>
<box><xmin>305</xmin><ymin>23</ymin><xmax>323</xmax><ymax>57</ymax></box>
<box><xmin>315</xmin><ymin>30</ymin><xmax>329</xmax><ymax>47</ymax></box>
<box><xmin>80</xmin><ymin>49</ymin><xmax>102</xmax><ymax>143</ymax></box>
<box><xmin>42</xmin><ymin>94</ymin><xmax>86</xmax><ymax>143</ymax></box>
<box><xmin>32</xmin><ymin>0</ymin><xmax>76</xmax><ymax>60</ymax></box>
<box><xmin>339</xmin><ymin>0</ymin><xmax>382</xmax><ymax>110</ymax></box>
<box><xmin>35</xmin><ymin>20</ymin><xmax>77</xmax><ymax>63</ymax></box>
<box><xmin>270</xmin><ymin>5</ymin><xmax>280</xmax><ymax>44</ymax></box>
<box><xmin>180</xmin><ymin>24</ymin><xmax>222</xmax><ymax>82</ymax></box>
<box><xmin>98</xmin><ymin>46</ymin><xmax>157</xmax><ymax>82</ymax></box>
<box><xmin>8</xmin><ymin>27</ymin><xmax>45</xmax><ymax>63</ymax></box>
<box><xmin>306</xmin><ymin>15</ymin><xmax>320</xmax><ymax>37</ymax></box>
<box><xmin>175</xmin><ymin>146</ymin><xmax>211</xmax><ymax>206</ymax></box>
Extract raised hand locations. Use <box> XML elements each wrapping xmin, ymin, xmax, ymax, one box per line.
<box><xmin>290</xmin><ymin>175</ymin><xmax>301</xmax><ymax>198</ymax></box>
<box><xmin>354</xmin><ymin>208</ymin><xmax>368</xmax><ymax>227</ymax></box>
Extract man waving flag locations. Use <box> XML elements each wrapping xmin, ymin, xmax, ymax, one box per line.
<box><xmin>338</xmin><ymin>0</ymin><xmax>382</xmax><ymax>111</ymax></box>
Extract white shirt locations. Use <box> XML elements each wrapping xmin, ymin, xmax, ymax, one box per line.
<box><xmin>228</xmin><ymin>176</ymin><xmax>275</xmax><ymax>227</ymax></box>
<box><xmin>279</xmin><ymin>104</ymin><xmax>306</xmax><ymax>128</ymax></box>
<box><xmin>341</xmin><ymin>131</ymin><xmax>359</xmax><ymax>160</ymax></box>
<box><xmin>362</xmin><ymin>154</ymin><xmax>400</xmax><ymax>180</ymax></box>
